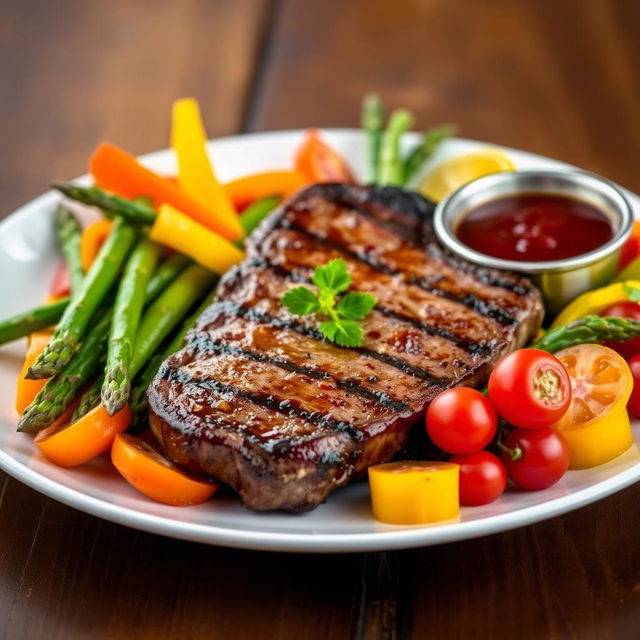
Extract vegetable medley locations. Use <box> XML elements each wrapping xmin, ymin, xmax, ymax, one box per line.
<box><xmin>2</xmin><ymin>94</ymin><xmax>640</xmax><ymax>520</ymax></box>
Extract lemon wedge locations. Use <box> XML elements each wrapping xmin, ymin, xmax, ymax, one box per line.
<box><xmin>419</xmin><ymin>149</ymin><xmax>515</xmax><ymax>202</ymax></box>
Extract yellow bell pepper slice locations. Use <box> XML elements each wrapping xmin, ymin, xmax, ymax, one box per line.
<box><xmin>171</xmin><ymin>98</ymin><xmax>243</xmax><ymax>240</ymax></box>
<box><xmin>150</xmin><ymin>204</ymin><xmax>244</xmax><ymax>275</ymax></box>
<box><xmin>554</xmin><ymin>344</ymin><xmax>633</xmax><ymax>469</ymax></box>
<box><xmin>368</xmin><ymin>461</ymin><xmax>459</xmax><ymax>525</ymax></box>
<box><xmin>551</xmin><ymin>280</ymin><xmax>640</xmax><ymax>329</ymax></box>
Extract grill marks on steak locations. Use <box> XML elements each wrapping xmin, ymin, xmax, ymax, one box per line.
<box><xmin>148</xmin><ymin>184</ymin><xmax>544</xmax><ymax>512</ymax></box>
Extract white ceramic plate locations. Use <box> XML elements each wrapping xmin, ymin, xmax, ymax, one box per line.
<box><xmin>1</xmin><ymin>130</ymin><xmax>639</xmax><ymax>553</ymax></box>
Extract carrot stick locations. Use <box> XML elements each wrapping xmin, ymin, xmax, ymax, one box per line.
<box><xmin>90</xmin><ymin>142</ymin><xmax>242</xmax><ymax>242</ymax></box>
<box><xmin>223</xmin><ymin>170</ymin><xmax>309</xmax><ymax>210</ymax></box>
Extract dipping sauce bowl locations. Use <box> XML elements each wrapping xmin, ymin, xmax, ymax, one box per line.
<box><xmin>433</xmin><ymin>170</ymin><xmax>634</xmax><ymax>315</ymax></box>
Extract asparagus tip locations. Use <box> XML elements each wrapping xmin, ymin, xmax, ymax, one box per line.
<box><xmin>101</xmin><ymin>365</ymin><xmax>131</xmax><ymax>416</ymax></box>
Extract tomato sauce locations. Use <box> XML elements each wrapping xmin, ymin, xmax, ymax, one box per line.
<box><xmin>455</xmin><ymin>193</ymin><xmax>614</xmax><ymax>262</ymax></box>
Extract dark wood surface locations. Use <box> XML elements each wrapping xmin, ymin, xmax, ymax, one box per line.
<box><xmin>1</xmin><ymin>1</ymin><xmax>640</xmax><ymax>637</ymax></box>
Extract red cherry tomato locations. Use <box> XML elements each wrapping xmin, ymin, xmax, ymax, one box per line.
<box><xmin>627</xmin><ymin>354</ymin><xmax>640</xmax><ymax>418</ymax></box>
<box><xmin>426</xmin><ymin>387</ymin><xmax>497</xmax><ymax>455</ymax></box>
<box><xmin>618</xmin><ymin>221</ymin><xmax>640</xmax><ymax>271</ymax></box>
<box><xmin>600</xmin><ymin>301</ymin><xmax>640</xmax><ymax>359</ymax></box>
<box><xmin>49</xmin><ymin>261</ymin><xmax>71</xmax><ymax>298</ymax></box>
<box><xmin>450</xmin><ymin>450</ymin><xmax>507</xmax><ymax>506</ymax></box>
<box><xmin>488</xmin><ymin>348</ymin><xmax>571</xmax><ymax>430</ymax></box>
<box><xmin>501</xmin><ymin>427</ymin><xmax>569</xmax><ymax>491</ymax></box>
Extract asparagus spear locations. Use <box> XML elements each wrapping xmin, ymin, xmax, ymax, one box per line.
<box><xmin>71</xmin><ymin>253</ymin><xmax>191</xmax><ymax>422</ymax></box>
<box><xmin>101</xmin><ymin>237</ymin><xmax>161</xmax><ymax>415</ymax></box>
<box><xmin>144</xmin><ymin>253</ymin><xmax>191</xmax><ymax>304</ymax></box>
<box><xmin>0</xmin><ymin>298</ymin><xmax>68</xmax><ymax>346</ymax></box>
<box><xmin>27</xmin><ymin>217</ymin><xmax>138</xmax><ymax>379</ymax></box>
<box><xmin>18</xmin><ymin>266</ymin><xmax>212</xmax><ymax>432</ymax></box>
<box><xmin>129</xmin><ymin>284</ymin><xmax>219</xmax><ymax>429</ymax></box>
<box><xmin>531</xmin><ymin>316</ymin><xmax>640</xmax><ymax>353</ymax></box>
<box><xmin>18</xmin><ymin>310</ymin><xmax>112</xmax><ymax>433</ymax></box>
<box><xmin>239</xmin><ymin>195</ymin><xmax>280</xmax><ymax>236</ymax></box>
<box><xmin>130</xmin><ymin>264</ymin><xmax>217</xmax><ymax>376</ymax></box>
<box><xmin>54</xmin><ymin>205</ymin><xmax>84</xmax><ymax>295</ymax></box>
<box><xmin>403</xmin><ymin>124</ymin><xmax>455</xmax><ymax>186</ymax></box>
<box><xmin>72</xmin><ymin>374</ymin><xmax>103</xmax><ymax>423</ymax></box>
<box><xmin>72</xmin><ymin>254</ymin><xmax>191</xmax><ymax>421</ymax></box>
<box><xmin>378</xmin><ymin>109</ymin><xmax>414</xmax><ymax>186</ymax></box>
<box><xmin>362</xmin><ymin>94</ymin><xmax>385</xmax><ymax>184</ymax></box>
<box><xmin>0</xmin><ymin>252</ymin><xmax>187</xmax><ymax>348</ymax></box>
<box><xmin>54</xmin><ymin>183</ymin><xmax>156</xmax><ymax>225</ymax></box>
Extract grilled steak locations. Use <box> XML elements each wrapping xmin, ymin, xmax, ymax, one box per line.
<box><xmin>148</xmin><ymin>184</ymin><xmax>544</xmax><ymax>512</ymax></box>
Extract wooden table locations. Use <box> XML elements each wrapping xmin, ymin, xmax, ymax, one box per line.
<box><xmin>1</xmin><ymin>1</ymin><xmax>640</xmax><ymax>637</ymax></box>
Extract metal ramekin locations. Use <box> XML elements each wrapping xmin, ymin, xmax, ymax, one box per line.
<box><xmin>433</xmin><ymin>170</ymin><xmax>634</xmax><ymax>316</ymax></box>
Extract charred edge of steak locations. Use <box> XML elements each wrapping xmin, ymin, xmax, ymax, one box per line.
<box><xmin>148</xmin><ymin>411</ymin><xmax>362</xmax><ymax>513</ymax></box>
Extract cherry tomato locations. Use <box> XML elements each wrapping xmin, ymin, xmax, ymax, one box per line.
<box><xmin>501</xmin><ymin>427</ymin><xmax>569</xmax><ymax>491</ymax></box>
<box><xmin>49</xmin><ymin>261</ymin><xmax>71</xmax><ymax>298</ymax></box>
<box><xmin>600</xmin><ymin>301</ymin><xmax>640</xmax><ymax>359</ymax></box>
<box><xmin>450</xmin><ymin>450</ymin><xmax>507</xmax><ymax>506</ymax></box>
<box><xmin>488</xmin><ymin>348</ymin><xmax>571</xmax><ymax>430</ymax></box>
<box><xmin>618</xmin><ymin>221</ymin><xmax>640</xmax><ymax>271</ymax></box>
<box><xmin>627</xmin><ymin>354</ymin><xmax>640</xmax><ymax>418</ymax></box>
<box><xmin>426</xmin><ymin>387</ymin><xmax>497</xmax><ymax>454</ymax></box>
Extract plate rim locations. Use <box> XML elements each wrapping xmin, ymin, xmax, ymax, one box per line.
<box><xmin>1</xmin><ymin>128</ymin><xmax>638</xmax><ymax>553</ymax></box>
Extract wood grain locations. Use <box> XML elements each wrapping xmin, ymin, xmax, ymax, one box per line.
<box><xmin>0</xmin><ymin>0</ymin><xmax>268</xmax><ymax>215</ymax></box>
<box><xmin>1</xmin><ymin>0</ymin><xmax>640</xmax><ymax>638</ymax></box>
<box><xmin>250</xmin><ymin>0</ymin><xmax>640</xmax><ymax>192</ymax></box>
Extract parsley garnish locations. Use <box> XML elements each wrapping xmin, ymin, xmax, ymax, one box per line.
<box><xmin>282</xmin><ymin>259</ymin><xmax>376</xmax><ymax>347</ymax></box>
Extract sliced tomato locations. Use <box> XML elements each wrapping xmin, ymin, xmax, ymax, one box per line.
<box><xmin>554</xmin><ymin>344</ymin><xmax>633</xmax><ymax>469</ymax></box>
<box><xmin>295</xmin><ymin>129</ymin><xmax>355</xmax><ymax>183</ymax></box>
<box><xmin>35</xmin><ymin>403</ymin><xmax>131</xmax><ymax>467</ymax></box>
<box><xmin>111</xmin><ymin>434</ymin><xmax>217</xmax><ymax>506</ymax></box>
<box><xmin>49</xmin><ymin>262</ymin><xmax>71</xmax><ymax>298</ymax></box>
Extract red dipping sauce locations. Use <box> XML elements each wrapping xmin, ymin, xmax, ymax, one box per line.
<box><xmin>455</xmin><ymin>193</ymin><xmax>614</xmax><ymax>262</ymax></box>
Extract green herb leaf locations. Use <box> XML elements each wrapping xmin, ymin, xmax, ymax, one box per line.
<box><xmin>623</xmin><ymin>283</ymin><xmax>640</xmax><ymax>302</ymax></box>
<box><xmin>337</xmin><ymin>291</ymin><xmax>377</xmax><ymax>320</ymax></box>
<box><xmin>312</xmin><ymin>258</ymin><xmax>351</xmax><ymax>294</ymax></box>
<box><xmin>280</xmin><ymin>258</ymin><xmax>376</xmax><ymax>348</ymax></box>
<box><xmin>320</xmin><ymin>320</ymin><xmax>364</xmax><ymax>347</ymax></box>
<box><xmin>282</xmin><ymin>286</ymin><xmax>320</xmax><ymax>315</ymax></box>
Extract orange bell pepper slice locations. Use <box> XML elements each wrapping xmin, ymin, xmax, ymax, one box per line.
<box><xmin>80</xmin><ymin>219</ymin><xmax>113</xmax><ymax>272</ymax></box>
<box><xmin>16</xmin><ymin>330</ymin><xmax>53</xmax><ymax>414</ymax></box>
<box><xmin>111</xmin><ymin>433</ymin><xmax>218</xmax><ymax>505</ymax></box>
<box><xmin>35</xmin><ymin>403</ymin><xmax>131</xmax><ymax>467</ymax></box>
<box><xmin>294</xmin><ymin>128</ymin><xmax>355</xmax><ymax>183</ymax></box>
<box><xmin>90</xmin><ymin>142</ymin><xmax>242</xmax><ymax>242</ymax></box>
<box><xmin>223</xmin><ymin>170</ymin><xmax>309</xmax><ymax>210</ymax></box>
